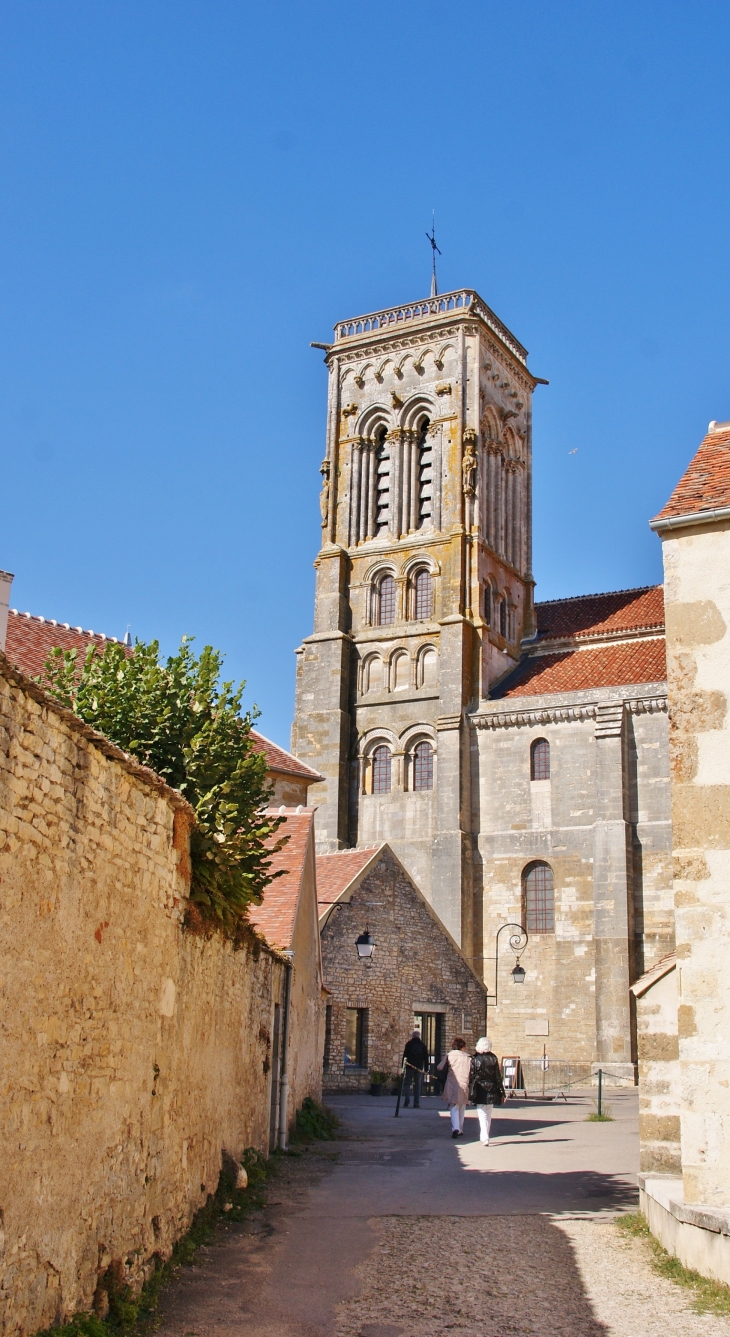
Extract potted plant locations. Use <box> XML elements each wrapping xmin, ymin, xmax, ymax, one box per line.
<box><xmin>369</xmin><ymin>1069</ymin><xmax>389</xmax><ymax>1095</ymax></box>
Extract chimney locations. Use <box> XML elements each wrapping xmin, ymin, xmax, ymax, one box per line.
<box><xmin>0</xmin><ymin>571</ymin><xmax>13</xmax><ymax>652</ymax></box>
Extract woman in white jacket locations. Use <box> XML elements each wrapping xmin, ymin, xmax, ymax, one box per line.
<box><xmin>437</xmin><ymin>1037</ymin><xmax>471</xmax><ymax>1138</ymax></box>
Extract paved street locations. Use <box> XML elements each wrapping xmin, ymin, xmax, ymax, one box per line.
<box><xmin>156</xmin><ymin>1091</ymin><xmax>730</xmax><ymax>1337</ymax></box>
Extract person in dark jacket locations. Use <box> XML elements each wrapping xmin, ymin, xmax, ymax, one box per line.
<box><xmin>468</xmin><ymin>1037</ymin><xmax>505</xmax><ymax>1145</ymax></box>
<box><xmin>402</xmin><ymin>1031</ymin><xmax>429</xmax><ymax>1107</ymax></box>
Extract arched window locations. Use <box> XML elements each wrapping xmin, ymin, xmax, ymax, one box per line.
<box><xmin>362</xmin><ymin>655</ymin><xmax>383</xmax><ymax>695</ymax></box>
<box><xmin>374</xmin><ymin>427</ymin><xmax>390</xmax><ymax>535</ymax></box>
<box><xmin>377</xmin><ymin>574</ymin><xmax>396</xmax><ymax>625</ymax></box>
<box><xmin>418</xmin><ymin>646</ymin><xmax>438</xmax><ymax>688</ymax></box>
<box><xmin>523</xmin><ymin>861</ymin><xmax>555</xmax><ymax>933</ymax></box>
<box><xmin>413</xmin><ymin>569</ymin><xmax>432</xmax><ymax>620</ymax></box>
<box><xmin>417</xmin><ymin>417</ymin><xmax>433</xmax><ymax>527</ymax></box>
<box><xmin>531</xmin><ymin>738</ymin><xmax>550</xmax><ymax>781</ymax></box>
<box><xmin>413</xmin><ymin>740</ymin><xmax>434</xmax><ymax>791</ymax></box>
<box><xmin>392</xmin><ymin>651</ymin><xmax>409</xmax><ymax>691</ymax></box>
<box><xmin>372</xmin><ymin>745</ymin><xmax>391</xmax><ymax>794</ymax></box>
<box><xmin>484</xmin><ymin>585</ymin><xmax>492</xmax><ymax>627</ymax></box>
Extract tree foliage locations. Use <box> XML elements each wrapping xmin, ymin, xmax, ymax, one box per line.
<box><xmin>39</xmin><ymin>638</ymin><xmax>285</xmax><ymax>934</ymax></box>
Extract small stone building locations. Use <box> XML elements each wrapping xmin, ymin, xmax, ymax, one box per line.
<box><xmin>317</xmin><ymin>843</ymin><xmax>488</xmax><ymax>1092</ymax></box>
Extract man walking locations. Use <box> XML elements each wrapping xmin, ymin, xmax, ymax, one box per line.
<box><xmin>402</xmin><ymin>1030</ymin><xmax>429</xmax><ymax>1107</ymax></box>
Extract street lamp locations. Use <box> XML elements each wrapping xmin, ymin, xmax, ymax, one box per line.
<box><xmin>355</xmin><ymin>928</ymin><xmax>375</xmax><ymax>961</ymax></box>
<box><xmin>484</xmin><ymin>922</ymin><xmax>529</xmax><ymax>1026</ymax></box>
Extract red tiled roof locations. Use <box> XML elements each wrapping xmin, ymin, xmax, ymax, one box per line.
<box><xmin>248</xmin><ymin>810</ymin><xmax>315</xmax><ymax>951</ymax></box>
<box><xmin>249</xmin><ymin>731</ymin><xmax>322</xmax><ymax>781</ymax></box>
<box><xmin>495</xmin><ymin>638</ymin><xmax>666</xmax><ymax>698</ymax></box>
<box><xmin>316</xmin><ymin>847</ymin><xmax>382</xmax><ymax>906</ymax></box>
<box><xmin>653</xmin><ymin>424</ymin><xmax>730</xmax><ymax>524</ymax></box>
<box><xmin>6</xmin><ymin>609</ymin><xmax>123</xmax><ymax>679</ymax></box>
<box><xmin>535</xmin><ymin>586</ymin><xmax>664</xmax><ymax>641</ymax></box>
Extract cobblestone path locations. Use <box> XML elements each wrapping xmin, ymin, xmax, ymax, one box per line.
<box><xmin>155</xmin><ymin>1094</ymin><xmax>730</xmax><ymax>1337</ymax></box>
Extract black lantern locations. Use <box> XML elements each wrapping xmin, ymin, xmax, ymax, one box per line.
<box><xmin>356</xmin><ymin>928</ymin><xmax>375</xmax><ymax>961</ymax></box>
<box><xmin>511</xmin><ymin>959</ymin><xmax>526</xmax><ymax>985</ymax></box>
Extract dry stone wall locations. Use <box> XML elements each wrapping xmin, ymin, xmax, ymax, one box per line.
<box><xmin>0</xmin><ymin>659</ymin><xmax>290</xmax><ymax>1337</ymax></box>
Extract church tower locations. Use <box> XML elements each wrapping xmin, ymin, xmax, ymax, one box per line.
<box><xmin>292</xmin><ymin>289</ymin><xmax>541</xmax><ymax>952</ymax></box>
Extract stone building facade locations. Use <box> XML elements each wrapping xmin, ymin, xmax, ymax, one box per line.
<box><xmin>292</xmin><ymin>287</ymin><xmax>675</xmax><ymax>1074</ymax></box>
<box><xmin>317</xmin><ymin>844</ymin><xmax>487</xmax><ymax>1092</ymax></box>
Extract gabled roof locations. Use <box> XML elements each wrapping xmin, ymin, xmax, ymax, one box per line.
<box><xmin>248</xmin><ymin>809</ymin><xmax>316</xmax><ymax>952</ymax></box>
<box><xmin>249</xmin><ymin>731</ymin><xmax>322</xmax><ymax>782</ymax></box>
<box><xmin>652</xmin><ymin>423</ymin><xmax>730</xmax><ymax>530</ymax></box>
<box><xmin>316</xmin><ymin>846</ymin><xmax>383</xmax><ymax>912</ymax></box>
<box><xmin>6</xmin><ymin>608</ymin><xmax>124</xmax><ymax>679</ymax></box>
<box><xmin>630</xmin><ymin>951</ymin><xmax>676</xmax><ymax>998</ymax></box>
<box><xmin>535</xmin><ymin>585</ymin><xmax>664</xmax><ymax>642</ymax></box>
<box><xmin>494</xmin><ymin>638</ymin><xmax>666</xmax><ymax>698</ymax></box>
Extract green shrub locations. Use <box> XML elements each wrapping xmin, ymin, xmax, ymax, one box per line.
<box><xmin>293</xmin><ymin>1096</ymin><xmax>339</xmax><ymax>1141</ymax></box>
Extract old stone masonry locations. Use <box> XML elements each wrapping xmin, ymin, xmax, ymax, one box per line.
<box><xmin>291</xmin><ymin>289</ymin><xmax>674</xmax><ymax>1074</ymax></box>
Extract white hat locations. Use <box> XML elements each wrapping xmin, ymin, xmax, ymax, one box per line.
<box><xmin>475</xmin><ymin>1037</ymin><xmax>492</xmax><ymax>1053</ymax></box>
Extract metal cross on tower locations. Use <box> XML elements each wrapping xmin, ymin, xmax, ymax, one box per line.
<box><xmin>426</xmin><ymin>215</ymin><xmax>441</xmax><ymax>298</ymax></box>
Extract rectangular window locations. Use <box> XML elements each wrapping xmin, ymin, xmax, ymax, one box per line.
<box><xmin>323</xmin><ymin>1005</ymin><xmax>332</xmax><ymax>1070</ymax></box>
<box><xmin>344</xmin><ymin>1007</ymin><xmax>367</xmax><ymax>1067</ymax></box>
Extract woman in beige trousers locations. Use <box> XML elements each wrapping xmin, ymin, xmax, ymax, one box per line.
<box><xmin>437</xmin><ymin>1037</ymin><xmax>471</xmax><ymax>1137</ymax></box>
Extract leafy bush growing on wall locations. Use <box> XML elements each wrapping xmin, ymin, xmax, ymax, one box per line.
<box><xmin>39</xmin><ymin>637</ymin><xmax>285</xmax><ymax>935</ymax></box>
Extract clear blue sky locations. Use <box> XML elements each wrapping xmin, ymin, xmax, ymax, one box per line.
<box><xmin>2</xmin><ymin>2</ymin><xmax>729</xmax><ymax>746</ymax></box>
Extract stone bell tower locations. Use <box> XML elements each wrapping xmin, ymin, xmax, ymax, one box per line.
<box><xmin>292</xmin><ymin>289</ymin><xmax>541</xmax><ymax>951</ymax></box>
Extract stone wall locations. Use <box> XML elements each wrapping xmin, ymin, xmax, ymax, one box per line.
<box><xmin>320</xmin><ymin>847</ymin><xmax>487</xmax><ymax>1092</ymax></box>
<box><xmin>0</xmin><ymin>658</ymin><xmax>314</xmax><ymax>1337</ymax></box>
<box><xmin>472</xmin><ymin>685</ymin><xmax>673</xmax><ymax>1073</ymax></box>
<box><xmin>632</xmin><ymin>962</ymin><xmax>681</xmax><ymax>1173</ymax></box>
<box><xmin>663</xmin><ymin>522</ymin><xmax>730</xmax><ymax>1207</ymax></box>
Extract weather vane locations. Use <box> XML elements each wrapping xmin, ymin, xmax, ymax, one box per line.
<box><xmin>426</xmin><ymin>213</ymin><xmax>441</xmax><ymax>298</ymax></box>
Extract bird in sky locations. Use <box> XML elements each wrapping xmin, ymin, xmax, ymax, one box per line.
<box><xmin>568</xmin><ymin>448</ymin><xmax>578</xmax><ymax>455</ymax></box>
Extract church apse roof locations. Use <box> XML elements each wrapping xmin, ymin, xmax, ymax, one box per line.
<box><xmin>493</xmin><ymin>637</ymin><xmax>666</xmax><ymax>698</ymax></box>
<box><xmin>535</xmin><ymin>585</ymin><xmax>664</xmax><ymax>642</ymax></box>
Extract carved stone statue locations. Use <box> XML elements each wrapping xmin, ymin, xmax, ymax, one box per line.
<box><xmin>319</xmin><ymin>459</ymin><xmax>331</xmax><ymax>526</ymax></box>
<box><xmin>462</xmin><ymin>429</ymin><xmax>478</xmax><ymax>497</ymax></box>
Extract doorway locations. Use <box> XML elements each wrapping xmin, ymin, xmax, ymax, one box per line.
<box><xmin>413</xmin><ymin>1011</ymin><xmax>444</xmax><ymax>1093</ymax></box>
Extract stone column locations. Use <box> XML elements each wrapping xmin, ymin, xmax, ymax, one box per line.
<box><xmin>592</xmin><ymin>700</ymin><xmax>636</xmax><ymax>1082</ymax></box>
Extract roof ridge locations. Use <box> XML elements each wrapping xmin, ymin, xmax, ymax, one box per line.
<box><xmin>535</xmin><ymin>584</ymin><xmax>660</xmax><ymax>608</ymax></box>
<box><xmin>8</xmin><ymin>609</ymin><xmax>118</xmax><ymax>642</ymax></box>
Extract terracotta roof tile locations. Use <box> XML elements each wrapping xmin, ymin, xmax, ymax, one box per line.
<box><xmin>6</xmin><ymin>609</ymin><xmax>122</xmax><ymax>679</ymax></box>
<box><xmin>494</xmin><ymin>638</ymin><xmax>666</xmax><ymax>698</ymax></box>
<box><xmin>249</xmin><ymin>731</ymin><xmax>322</xmax><ymax>781</ymax></box>
<box><xmin>316</xmin><ymin>847</ymin><xmax>382</xmax><ymax>906</ymax></box>
<box><xmin>535</xmin><ymin>586</ymin><xmax>664</xmax><ymax>641</ymax></box>
<box><xmin>248</xmin><ymin>810</ymin><xmax>315</xmax><ymax>951</ymax></box>
<box><xmin>653</xmin><ymin>424</ymin><xmax>730</xmax><ymax>523</ymax></box>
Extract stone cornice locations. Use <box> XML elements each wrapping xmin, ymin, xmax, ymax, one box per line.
<box><xmin>469</xmin><ymin>694</ymin><xmax>667</xmax><ymax>731</ymax></box>
<box><xmin>527</xmin><ymin>627</ymin><xmax>665</xmax><ymax>655</ymax></box>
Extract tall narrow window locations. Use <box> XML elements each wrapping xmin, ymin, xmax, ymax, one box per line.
<box><xmin>378</xmin><ymin>574</ymin><xmax>396</xmax><ymax>625</ymax></box>
<box><xmin>372</xmin><ymin>745</ymin><xmax>391</xmax><ymax>794</ymax></box>
<box><xmin>530</xmin><ymin>738</ymin><xmax>550</xmax><ymax>781</ymax></box>
<box><xmin>344</xmin><ymin>1007</ymin><xmax>367</xmax><ymax>1066</ymax></box>
<box><xmin>323</xmin><ymin>1005</ymin><xmax>332</xmax><ymax>1069</ymax></box>
<box><xmin>484</xmin><ymin>585</ymin><xmax>492</xmax><ymax>626</ymax></box>
<box><xmin>417</xmin><ymin>417</ymin><xmax>433</xmax><ymax>527</ymax></box>
<box><xmin>413</xmin><ymin>740</ymin><xmax>434</xmax><ymax>791</ymax></box>
<box><xmin>374</xmin><ymin>428</ymin><xmax>390</xmax><ymax>535</ymax></box>
<box><xmin>413</xmin><ymin>569</ymin><xmax>432</xmax><ymax>620</ymax></box>
<box><xmin>499</xmin><ymin>597</ymin><xmax>507</xmax><ymax>639</ymax></box>
<box><xmin>523</xmin><ymin>861</ymin><xmax>555</xmax><ymax>933</ymax></box>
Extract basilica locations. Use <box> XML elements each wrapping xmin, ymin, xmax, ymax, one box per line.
<box><xmin>291</xmin><ymin>288</ymin><xmax>673</xmax><ymax>1077</ymax></box>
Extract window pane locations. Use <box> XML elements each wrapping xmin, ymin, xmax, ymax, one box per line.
<box><xmin>413</xmin><ymin>741</ymin><xmax>433</xmax><ymax>791</ymax></box>
<box><xmin>379</xmin><ymin>575</ymin><xmax>396</xmax><ymax>625</ymax></box>
<box><xmin>372</xmin><ymin>745</ymin><xmax>391</xmax><ymax>794</ymax></box>
<box><xmin>531</xmin><ymin>739</ymin><xmax>550</xmax><ymax>780</ymax></box>
<box><xmin>524</xmin><ymin>862</ymin><xmax>555</xmax><ymax>933</ymax></box>
<box><xmin>414</xmin><ymin>570</ymin><xmax>432</xmax><ymax>620</ymax></box>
